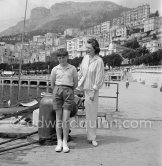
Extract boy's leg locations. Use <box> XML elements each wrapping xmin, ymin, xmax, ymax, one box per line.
<box><xmin>55</xmin><ymin>109</ymin><xmax>63</xmax><ymax>152</ymax></box>
<box><xmin>55</xmin><ymin>109</ymin><xmax>63</xmax><ymax>140</ymax></box>
<box><xmin>62</xmin><ymin>109</ymin><xmax>71</xmax><ymax>152</ymax></box>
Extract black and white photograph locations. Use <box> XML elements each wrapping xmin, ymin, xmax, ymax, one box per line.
<box><xmin>0</xmin><ymin>0</ymin><xmax>162</xmax><ymax>165</ymax></box>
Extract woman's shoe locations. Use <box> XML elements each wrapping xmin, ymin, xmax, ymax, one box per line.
<box><xmin>92</xmin><ymin>140</ymin><xmax>98</xmax><ymax>147</ymax></box>
<box><xmin>63</xmin><ymin>142</ymin><xmax>70</xmax><ymax>153</ymax></box>
<box><xmin>55</xmin><ymin>141</ymin><xmax>63</xmax><ymax>152</ymax></box>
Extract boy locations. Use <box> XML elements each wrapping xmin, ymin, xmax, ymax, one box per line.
<box><xmin>50</xmin><ymin>48</ymin><xmax>78</xmax><ymax>153</ymax></box>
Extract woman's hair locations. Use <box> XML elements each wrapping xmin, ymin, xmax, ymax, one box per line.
<box><xmin>55</xmin><ymin>48</ymin><xmax>68</xmax><ymax>57</ymax></box>
<box><xmin>87</xmin><ymin>38</ymin><xmax>100</xmax><ymax>54</ymax></box>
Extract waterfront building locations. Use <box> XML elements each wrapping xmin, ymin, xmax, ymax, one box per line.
<box><xmin>0</xmin><ymin>42</ymin><xmax>5</xmax><ymax>46</ymax></box>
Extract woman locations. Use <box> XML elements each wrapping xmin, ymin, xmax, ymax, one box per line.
<box><xmin>78</xmin><ymin>38</ymin><xmax>105</xmax><ymax>146</ymax></box>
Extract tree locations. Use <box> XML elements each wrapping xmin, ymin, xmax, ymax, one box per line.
<box><xmin>136</xmin><ymin>46</ymin><xmax>150</xmax><ymax>56</ymax></box>
<box><xmin>155</xmin><ymin>10</ymin><xmax>159</xmax><ymax>17</ymax></box>
<box><xmin>123</xmin><ymin>38</ymin><xmax>140</xmax><ymax>49</ymax></box>
<box><xmin>121</xmin><ymin>48</ymin><xmax>138</xmax><ymax>64</ymax></box>
<box><xmin>69</xmin><ymin>56</ymin><xmax>83</xmax><ymax>68</ymax></box>
<box><xmin>0</xmin><ymin>63</ymin><xmax>9</xmax><ymax>70</ymax></box>
<box><xmin>103</xmin><ymin>53</ymin><xmax>123</xmax><ymax>68</ymax></box>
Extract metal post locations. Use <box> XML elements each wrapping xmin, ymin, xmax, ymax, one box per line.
<box><xmin>17</xmin><ymin>0</ymin><xmax>28</xmax><ymax>101</ymax></box>
<box><xmin>116</xmin><ymin>83</ymin><xmax>119</xmax><ymax>112</ymax></box>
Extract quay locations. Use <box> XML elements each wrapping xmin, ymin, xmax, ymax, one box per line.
<box><xmin>0</xmin><ymin>66</ymin><xmax>161</xmax><ymax>88</ymax></box>
<box><xmin>0</xmin><ymin>81</ymin><xmax>161</xmax><ymax>166</ymax></box>
<box><xmin>0</xmin><ymin>75</ymin><xmax>51</xmax><ymax>87</ymax></box>
<box><xmin>131</xmin><ymin>66</ymin><xmax>162</xmax><ymax>87</ymax></box>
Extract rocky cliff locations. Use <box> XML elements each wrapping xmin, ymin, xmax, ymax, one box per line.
<box><xmin>0</xmin><ymin>1</ymin><xmax>130</xmax><ymax>36</ymax></box>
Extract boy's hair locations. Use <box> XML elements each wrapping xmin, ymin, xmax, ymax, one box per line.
<box><xmin>55</xmin><ymin>48</ymin><xmax>68</xmax><ymax>57</ymax></box>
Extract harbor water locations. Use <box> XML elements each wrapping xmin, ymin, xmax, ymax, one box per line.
<box><xmin>0</xmin><ymin>85</ymin><xmax>51</xmax><ymax>107</ymax></box>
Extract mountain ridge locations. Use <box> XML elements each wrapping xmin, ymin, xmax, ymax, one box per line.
<box><xmin>0</xmin><ymin>1</ymin><xmax>130</xmax><ymax>36</ymax></box>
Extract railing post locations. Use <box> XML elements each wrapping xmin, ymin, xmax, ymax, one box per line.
<box><xmin>116</xmin><ymin>83</ymin><xmax>119</xmax><ymax>112</ymax></box>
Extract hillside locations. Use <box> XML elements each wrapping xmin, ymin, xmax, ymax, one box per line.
<box><xmin>0</xmin><ymin>1</ymin><xmax>130</xmax><ymax>36</ymax></box>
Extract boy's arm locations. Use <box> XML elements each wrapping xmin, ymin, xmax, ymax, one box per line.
<box><xmin>73</xmin><ymin>68</ymin><xmax>78</xmax><ymax>89</ymax></box>
<box><xmin>50</xmin><ymin>68</ymin><xmax>56</xmax><ymax>90</ymax></box>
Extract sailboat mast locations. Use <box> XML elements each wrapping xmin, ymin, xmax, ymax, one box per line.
<box><xmin>17</xmin><ymin>0</ymin><xmax>28</xmax><ymax>101</ymax></box>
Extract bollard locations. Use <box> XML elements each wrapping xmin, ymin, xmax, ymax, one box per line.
<box><xmin>38</xmin><ymin>92</ymin><xmax>56</xmax><ymax>144</ymax></box>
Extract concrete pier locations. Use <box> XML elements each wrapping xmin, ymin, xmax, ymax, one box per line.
<box><xmin>131</xmin><ymin>66</ymin><xmax>162</xmax><ymax>87</ymax></box>
<box><xmin>0</xmin><ymin>75</ymin><xmax>51</xmax><ymax>87</ymax></box>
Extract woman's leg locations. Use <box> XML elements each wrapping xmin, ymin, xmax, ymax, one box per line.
<box><xmin>85</xmin><ymin>90</ymin><xmax>99</xmax><ymax>142</ymax></box>
<box><xmin>62</xmin><ymin>109</ymin><xmax>71</xmax><ymax>152</ymax></box>
<box><xmin>55</xmin><ymin>109</ymin><xmax>63</xmax><ymax>152</ymax></box>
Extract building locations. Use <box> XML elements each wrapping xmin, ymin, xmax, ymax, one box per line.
<box><xmin>85</xmin><ymin>27</ymin><xmax>94</xmax><ymax>35</ymax></box>
<box><xmin>112</xmin><ymin>17</ymin><xmax>124</xmax><ymax>27</ymax></box>
<box><xmin>94</xmin><ymin>24</ymin><xmax>101</xmax><ymax>35</ymax></box>
<box><xmin>0</xmin><ymin>44</ymin><xmax>18</xmax><ymax>64</ymax></box>
<box><xmin>101</xmin><ymin>21</ymin><xmax>111</xmax><ymax>33</ymax></box>
<box><xmin>113</xmin><ymin>4</ymin><xmax>150</xmax><ymax>27</ymax></box>
<box><xmin>140</xmin><ymin>39</ymin><xmax>162</xmax><ymax>52</ymax></box>
<box><xmin>115</xmin><ymin>26</ymin><xmax>128</xmax><ymax>41</ymax></box>
<box><xmin>67</xmin><ymin>36</ymin><xmax>94</xmax><ymax>58</ymax></box>
<box><xmin>108</xmin><ymin>42</ymin><xmax>128</xmax><ymax>55</ymax></box>
<box><xmin>64</xmin><ymin>28</ymin><xmax>80</xmax><ymax>37</ymax></box>
<box><xmin>33</xmin><ymin>35</ymin><xmax>46</xmax><ymax>43</ymax></box>
<box><xmin>45</xmin><ymin>33</ymin><xmax>57</xmax><ymax>46</ymax></box>
<box><xmin>144</xmin><ymin>16</ymin><xmax>162</xmax><ymax>32</ymax></box>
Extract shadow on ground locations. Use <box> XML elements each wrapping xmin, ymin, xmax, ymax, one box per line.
<box><xmin>69</xmin><ymin>133</ymin><xmax>139</xmax><ymax>149</ymax></box>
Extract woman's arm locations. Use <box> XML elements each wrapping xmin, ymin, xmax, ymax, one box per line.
<box><xmin>93</xmin><ymin>58</ymin><xmax>105</xmax><ymax>91</ymax></box>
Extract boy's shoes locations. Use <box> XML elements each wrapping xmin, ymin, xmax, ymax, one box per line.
<box><xmin>55</xmin><ymin>141</ymin><xmax>63</xmax><ymax>152</ymax></box>
<box><xmin>92</xmin><ymin>140</ymin><xmax>98</xmax><ymax>147</ymax></box>
<box><xmin>63</xmin><ymin>141</ymin><xmax>70</xmax><ymax>153</ymax></box>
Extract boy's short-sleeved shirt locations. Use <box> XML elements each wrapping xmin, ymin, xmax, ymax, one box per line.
<box><xmin>50</xmin><ymin>64</ymin><xmax>78</xmax><ymax>88</ymax></box>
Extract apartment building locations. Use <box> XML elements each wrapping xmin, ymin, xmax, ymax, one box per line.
<box><xmin>45</xmin><ymin>33</ymin><xmax>57</xmax><ymax>46</ymax></box>
<box><xmin>116</xmin><ymin>26</ymin><xmax>128</xmax><ymax>38</ymax></box>
<box><xmin>113</xmin><ymin>4</ymin><xmax>150</xmax><ymax>27</ymax></box>
<box><xmin>85</xmin><ymin>27</ymin><xmax>94</xmax><ymax>35</ymax></box>
<box><xmin>67</xmin><ymin>38</ymin><xmax>78</xmax><ymax>59</ymax></box>
<box><xmin>140</xmin><ymin>39</ymin><xmax>162</xmax><ymax>52</ymax></box>
<box><xmin>144</xmin><ymin>16</ymin><xmax>162</xmax><ymax>32</ymax></box>
<box><xmin>112</xmin><ymin>17</ymin><xmax>124</xmax><ymax>26</ymax></box>
<box><xmin>64</xmin><ymin>28</ymin><xmax>80</xmax><ymax>37</ymax></box>
<box><xmin>33</xmin><ymin>35</ymin><xmax>46</xmax><ymax>43</ymax></box>
<box><xmin>0</xmin><ymin>44</ymin><xmax>18</xmax><ymax>64</ymax></box>
<box><xmin>101</xmin><ymin>21</ymin><xmax>111</xmax><ymax>33</ymax></box>
<box><xmin>67</xmin><ymin>36</ymin><xmax>93</xmax><ymax>58</ymax></box>
<box><xmin>94</xmin><ymin>24</ymin><xmax>101</xmax><ymax>35</ymax></box>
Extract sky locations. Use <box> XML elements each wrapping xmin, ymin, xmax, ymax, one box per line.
<box><xmin>0</xmin><ymin>0</ymin><xmax>161</xmax><ymax>33</ymax></box>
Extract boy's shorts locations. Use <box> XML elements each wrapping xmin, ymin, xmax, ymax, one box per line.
<box><xmin>53</xmin><ymin>85</ymin><xmax>74</xmax><ymax>111</ymax></box>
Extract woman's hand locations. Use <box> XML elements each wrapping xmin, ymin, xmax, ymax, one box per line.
<box><xmin>89</xmin><ymin>90</ymin><xmax>95</xmax><ymax>101</ymax></box>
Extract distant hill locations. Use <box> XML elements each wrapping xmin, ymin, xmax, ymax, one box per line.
<box><xmin>0</xmin><ymin>1</ymin><xmax>130</xmax><ymax>36</ymax></box>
